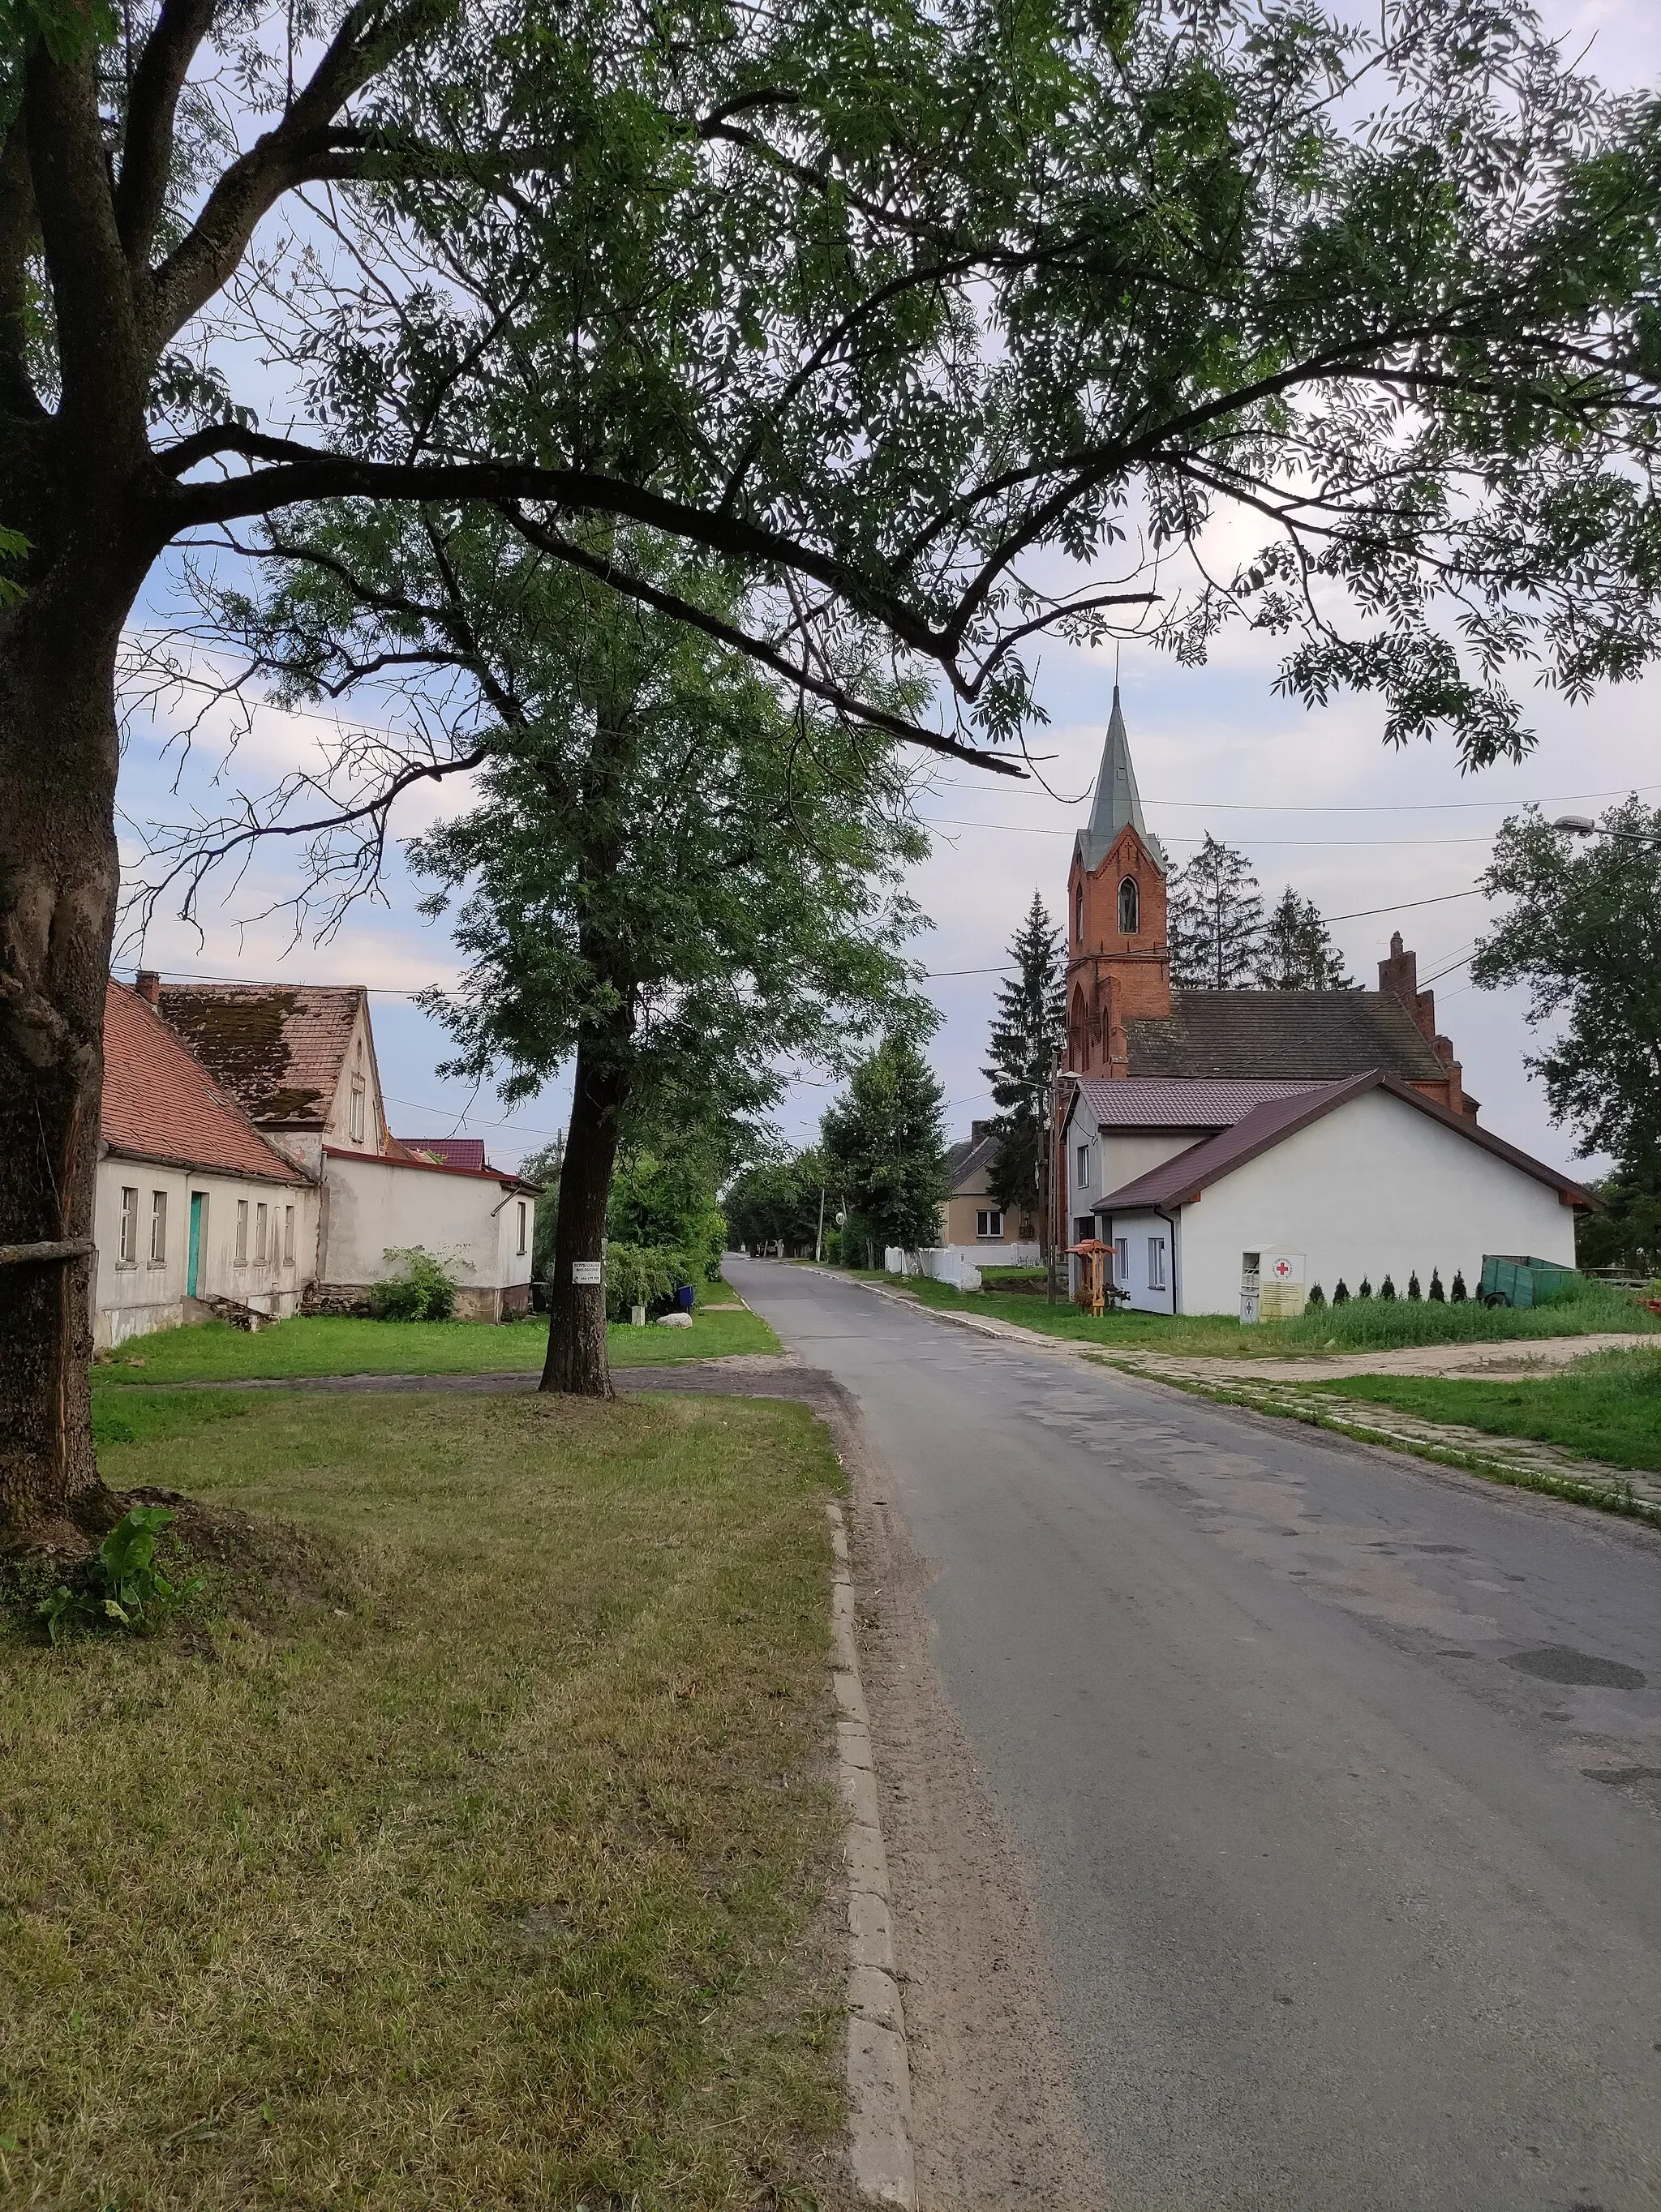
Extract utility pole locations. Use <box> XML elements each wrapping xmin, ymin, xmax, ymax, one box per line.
<box><xmin>1044</xmin><ymin>1050</ymin><xmax>1063</xmax><ymax>1305</ymax></box>
<box><xmin>814</xmin><ymin>1184</ymin><xmax>826</xmax><ymax>1265</ymax></box>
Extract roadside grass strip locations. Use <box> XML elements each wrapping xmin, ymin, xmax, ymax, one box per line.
<box><xmin>0</xmin><ymin>1391</ymin><xmax>853</xmax><ymax>2211</ymax></box>
<box><xmin>1090</xmin><ymin>1357</ymin><xmax>1661</xmax><ymax>1527</ymax></box>
<box><xmin>891</xmin><ymin>1271</ymin><xmax>1660</xmax><ymax>1360</ymax></box>
<box><xmin>94</xmin><ymin>1302</ymin><xmax>779</xmax><ymax>1386</ymax></box>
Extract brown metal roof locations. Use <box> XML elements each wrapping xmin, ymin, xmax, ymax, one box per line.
<box><xmin>397</xmin><ymin>1135</ymin><xmax>488</xmax><ymax>1173</ymax></box>
<box><xmin>945</xmin><ymin>1131</ymin><xmax>1002</xmax><ymax>1189</ymax></box>
<box><xmin>1067</xmin><ymin>1076</ymin><xmax>1324</xmax><ymax>1132</ymax></box>
<box><xmin>102</xmin><ymin>983</ymin><xmax>309</xmax><ymax>1185</ymax></box>
<box><xmin>1126</xmin><ymin>992</ymin><xmax>1449</xmax><ymax>1082</ymax></box>
<box><xmin>1092</xmin><ymin>1072</ymin><xmax>1595</xmax><ymax>1213</ymax></box>
<box><xmin>155</xmin><ymin>983</ymin><xmax>363</xmax><ymax>1126</ymax></box>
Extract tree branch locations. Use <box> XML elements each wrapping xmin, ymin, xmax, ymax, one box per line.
<box><xmin>113</xmin><ymin>0</ymin><xmax>217</xmax><ymax>269</ymax></box>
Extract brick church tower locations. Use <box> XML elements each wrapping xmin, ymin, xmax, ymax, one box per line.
<box><xmin>1063</xmin><ymin>688</ymin><xmax>1170</xmax><ymax>1075</ymax></box>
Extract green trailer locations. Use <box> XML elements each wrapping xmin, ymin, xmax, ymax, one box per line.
<box><xmin>1478</xmin><ymin>1254</ymin><xmax>1577</xmax><ymax>1310</ymax></box>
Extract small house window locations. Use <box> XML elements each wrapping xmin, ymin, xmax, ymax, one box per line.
<box><xmin>976</xmin><ymin>1208</ymin><xmax>1003</xmax><ymax>1239</ymax></box>
<box><xmin>149</xmin><ymin>1190</ymin><xmax>167</xmax><ymax>1264</ymax></box>
<box><xmin>1118</xmin><ymin>876</ymin><xmax>1140</xmax><ymax>933</ymax></box>
<box><xmin>1148</xmin><ymin>1236</ymin><xmax>1167</xmax><ymax>1292</ymax></box>
<box><xmin>1075</xmin><ymin>1142</ymin><xmax>1090</xmax><ymax>1187</ymax></box>
<box><xmin>1075</xmin><ymin>885</ymin><xmax>1084</xmax><ymax>944</ymax></box>
<box><xmin>350</xmin><ymin>1080</ymin><xmax>366</xmax><ymax>1142</ymax></box>
<box><xmin>1074</xmin><ymin>1216</ymin><xmax>1094</xmax><ymax>1245</ymax></box>
<box><xmin>1114</xmin><ymin>1237</ymin><xmax>1128</xmax><ymax>1284</ymax></box>
<box><xmin>255</xmin><ymin>1202</ymin><xmax>268</xmax><ymax>1263</ymax></box>
<box><xmin>234</xmin><ymin>1199</ymin><xmax>249</xmax><ymax>1263</ymax></box>
<box><xmin>118</xmin><ymin>1185</ymin><xmax>139</xmax><ymax>1265</ymax></box>
<box><xmin>284</xmin><ymin>1205</ymin><xmax>296</xmax><ymax>1265</ymax></box>
<box><xmin>517</xmin><ymin>1200</ymin><xmax>528</xmax><ymax>1255</ymax></box>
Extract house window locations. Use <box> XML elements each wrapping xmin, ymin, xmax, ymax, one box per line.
<box><xmin>350</xmin><ymin>1080</ymin><xmax>367</xmax><ymax>1142</ymax></box>
<box><xmin>118</xmin><ymin>1185</ymin><xmax>139</xmax><ymax>1265</ymax></box>
<box><xmin>1114</xmin><ymin>1237</ymin><xmax>1128</xmax><ymax>1284</ymax></box>
<box><xmin>1075</xmin><ymin>1142</ymin><xmax>1090</xmax><ymax>1187</ymax></box>
<box><xmin>284</xmin><ymin>1205</ymin><xmax>296</xmax><ymax>1265</ymax></box>
<box><xmin>1075</xmin><ymin>884</ymin><xmax>1084</xmax><ymax>944</ymax></box>
<box><xmin>1074</xmin><ymin>1216</ymin><xmax>1094</xmax><ymax>1245</ymax></box>
<box><xmin>149</xmin><ymin>1190</ymin><xmax>167</xmax><ymax>1265</ymax></box>
<box><xmin>517</xmin><ymin>1200</ymin><xmax>528</xmax><ymax>1255</ymax></box>
<box><xmin>1148</xmin><ymin>1236</ymin><xmax>1167</xmax><ymax>1292</ymax></box>
<box><xmin>255</xmin><ymin>1202</ymin><xmax>268</xmax><ymax>1263</ymax></box>
<box><xmin>235</xmin><ymin>1199</ymin><xmax>249</xmax><ymax>1263</ymax></box>
<box><xmin>1118</xmin><ymin>876</ymin><xmax>1140</xmax><ymax>933</ymax></box>
<box><xmin>976</xmin><ymin>1209</ymin><xmax>1003</xmax><ymax>1239</ymax></box>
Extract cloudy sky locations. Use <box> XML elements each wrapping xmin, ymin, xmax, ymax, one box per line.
<box><xmin>119</xmin><ymin>0</ymin><xmax>1661</xmax><ymax>1181</ymax></box>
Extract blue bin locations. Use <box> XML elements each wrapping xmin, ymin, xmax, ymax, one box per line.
<box><xmin>676</xmin><ymin>1284</ymin><xmax>696</xmax><ymax>1312</ymax></box>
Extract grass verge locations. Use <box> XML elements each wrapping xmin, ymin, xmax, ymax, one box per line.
<box><xmin>94</xmin><ymin>1301</ymin><xmax>779</xmax><ymax>1385</ymax></box>
<box><xmin>842</xmin><ymin>1269</ymin><xmax>1659</xmax><ymax>1360</ymax></box>
<box><xmin>0</xmin><ymin>1389</ymin><xmax>850</xmax><ymax>2211</ymax></box>
<box><xmin>1304</xmin><ymin>1347</ymin><xmax>1661</xmax><ymax>1476</ymax></box>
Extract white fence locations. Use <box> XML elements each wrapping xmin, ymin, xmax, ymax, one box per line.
<box><xmin>887</xmin><ymin>1245</ymin><xmax>985</xmax><ymax>1291</ymax></box>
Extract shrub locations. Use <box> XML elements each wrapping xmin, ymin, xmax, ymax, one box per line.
<box><xmin>1378</xmin><ymin>1275</ymin><xmax>1397</xmax><ymax>1300</ymax></box>
<box><xmin>37</xmin><ymin>1508</ymin><xmax>204</xmax><ymax>1644</ymax></box>
<box><xmin>604</xmin><ymin>1241</ymin><xmax>693</xmax><ymax>1321</ymax></box>
<box><xmin>1428</xmin><ymin>1267</ymin><xmax>1445</xmax><ymax>1301</ymax></box>
<box><xmin>1451</xmin><ymin>1269</ymin><xmax>1468</xmax><ymax>1301</ymax></box>
<box><xmin>1358</xmin><ymin>1276</ymin><xmax>1372</xmax><ymax>1299</ymax></box>
<box><xmin>1407</xmin><ymin>1271</ymin><xmax>1423</xmax><ymax>1300</ymax></box>
<box><xmin>371</xmin><ymin>1247</ymin><xmax>459</xmax><ymax>1321</ymax></box>
<box><xmin>1332</xmin><ymin>1279</ymin><xmax>1349</xmax><ymax>1305</ymax></box>
<box><xmin>1307</xmin><ymin>1282</ymin><xmax>1326</xmax><ymax>1308</ymax></box>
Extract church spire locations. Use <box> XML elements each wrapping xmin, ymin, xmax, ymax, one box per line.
<box><xmin>1076</xmin><ymin>684</ymin><xmax>1163</xmax><ymax>874</ymax></box>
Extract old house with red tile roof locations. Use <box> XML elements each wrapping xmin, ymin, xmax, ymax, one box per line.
<box><xmin>95</xmin><ymin>982</ymin><xmax>320</xmax><ymax>1348</ymax></box>
<box><xmin>112</xmin><ymin>973</ymin><xmax>540</xmax><ymax>1323</ymax></box>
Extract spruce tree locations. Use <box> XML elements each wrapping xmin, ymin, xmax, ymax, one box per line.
<box><xmin>1170</xmin><ymin>836</ymin><xmax>1266</xmax><ymax>990</ymax></box>
<box><xmin>1255</xmin><ymin>889</ymin><xmax>1354</xmax><ymax>989</ymax></box>
<box><xmin>983</xmin><ymin>894</ymin><xmax>1067</xmax><ymax>1239</ymax></box>
<box><xmin>822</xmin><ymin>1035</ymin><xmax>951</xmax><ymax>1255</ymax></box>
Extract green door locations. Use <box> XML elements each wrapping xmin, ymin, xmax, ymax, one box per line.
<box><xmin>187</xmin><ymin>1193</ymin><xmax>204</xmax><ymax>1297</ymax></box>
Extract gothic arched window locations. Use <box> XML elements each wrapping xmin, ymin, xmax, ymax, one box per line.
<box><xmin>1118</xmin><ymin>875</ymin><xmax>1140</xmax><ymax>934</ymax></box>
<box><xmin>1075</xmin><ymin>884</ymin><xmax>1084</xmax><ymax>945</ymax></box>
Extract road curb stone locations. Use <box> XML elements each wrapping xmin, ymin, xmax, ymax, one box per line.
<box><xmin>828</xmin><ymin>1498</ymin><xmax>916</xmax><ymax>2209</ymax></box>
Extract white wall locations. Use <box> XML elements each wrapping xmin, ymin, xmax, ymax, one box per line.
<box><xmin>1102</xmin><ymin>1209</ymin><xmax>1177</xmax><ymax>1314</ymax></box>
<box><xmin>321</xmin><ymin>1153</ymin><xmax>531</xmax><ymax>1314</ymax></box>
<box><xmin>1111</xmin><ymin>1090</ymin><xmax>1577</xmax><ymax>1316</ymax></box>
<box><xmin>94</xmin><ymin>1158</ymin><xmax>319</xmax><ymax>1348</ymax></box>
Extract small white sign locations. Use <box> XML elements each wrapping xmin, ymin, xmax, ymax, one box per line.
<box><xmin>570</xmin><ymin>1259</ymin><xmax>603</xmax><ymax>1285</ymax></box>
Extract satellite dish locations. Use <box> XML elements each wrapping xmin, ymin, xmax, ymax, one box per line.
<box><xmin>835</xmin><ymin>1210</ymin><xmax>847</xmax><ymax>1227</ymax></box>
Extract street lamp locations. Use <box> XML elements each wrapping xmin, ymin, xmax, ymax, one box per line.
<box><xmin>1552</xmin><ymin>816</ymin><xmax>1661</xmax><ymax>846</ymax></box>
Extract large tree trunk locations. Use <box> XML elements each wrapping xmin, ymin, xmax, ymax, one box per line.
<box><xmin>540</xmin><ymin>1043</ymin><xmax>629</xmax><ymax>1398</ymax></box>
<box><xmin>0</xmin><ymin>589</ymin><xmax>127</xmax><ymax>1542</ymax></box>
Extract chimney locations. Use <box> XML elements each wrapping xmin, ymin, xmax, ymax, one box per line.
<box><xmin>136</xmin><ymin>969</ymin><xmax>161</xmax><ymax>1006</ymax></box>
<box><xmin>1377</xmin><ymin>932</ymin><xmax>1436</xmax><ymax>1042</ymax></box>
<box><xmin>970</xmin><ymin>1119</ymin><xmax>993</xmax><ymax>1142</ymax></box>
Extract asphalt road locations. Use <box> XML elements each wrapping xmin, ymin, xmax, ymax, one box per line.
<box><xmin>728</xmin><ymin>1258</ymin><xmax>1661</xmax><ymax>2212</ymax></box>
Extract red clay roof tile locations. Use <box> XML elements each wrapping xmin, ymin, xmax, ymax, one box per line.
<box><xmin>102</xmin><ymin>984</ymin><xmax>308</xmax><ymax>1184</ymax></box>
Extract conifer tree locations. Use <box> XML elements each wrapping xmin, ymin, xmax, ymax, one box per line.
<box><xmin>983</xmin><ymin>894</ymin><xmax>1067</xmax><ymax>1241</ymax></box>
<box><xmin>1170</xmin><ymin>837</ymin><xmax>1265</xmax><ymax>990</ymax></box>
<box><xmin>822</xmin><ymin>1035</ymin><xmax>950</xmax><ymax>1256</ymax></box>
<box><xmin>1255</xmin><ymin>889</ymin><xmax>1354</xmax><ymax>989</ymax></box>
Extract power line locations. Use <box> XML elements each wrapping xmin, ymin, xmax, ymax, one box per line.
<box><xmin>918</xmin><ymin>778</ymin><xmax>1661</xmax><ymax>815</ymax></box>
<box><xmin>926</xmin><ymin>817</ymin><xmax>1498</xmax><ymax>847</ymax></box>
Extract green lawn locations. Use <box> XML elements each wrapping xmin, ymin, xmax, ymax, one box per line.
<box><xmin>0</xmin><ymin>1387</ymin><xmax>851</xmax><ymax>2211</ymax></box>
<box><xmin>848</xmin><ymin>1270</ymin><xmax>1661</xmax><ymax>1360</ymax></box>
<box><xmin>1303</xmin><ymin>1347</ymin><xmax>1661</xmax><ymax>1474</ymax></box>
<box><xmin>94</xmin><ymin>1302</ymin><xmax>778</xmax><ymax>1385</ymax></box>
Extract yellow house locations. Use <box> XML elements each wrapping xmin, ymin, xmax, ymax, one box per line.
<box><xmin>939</xmin><ymin>1122</ymin><xmax>1041</xmax><ymax>1262</ymax></box>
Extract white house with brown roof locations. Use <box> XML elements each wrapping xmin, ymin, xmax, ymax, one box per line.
<box><xmin>95</xmin><ymin>982</ymin><xmax>320</xmax><ymax>1348</ymax></box>
<box><xmin>1089</xmin><ymin>1072</ymin><xmax>1592</xmax><ymax>1317</ymax></box>
<box><xmin>98</xmin><ymin>975</ymin><xmax>541</xmax><ymax>1331</ymax></box>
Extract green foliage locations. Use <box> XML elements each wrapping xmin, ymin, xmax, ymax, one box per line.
<box><xmin>608</xmin><ymin>1151</ymin><xmax>726</xmax><ymax>1284</ymax></box>
<box><xmin>1333</xmin><ymin>1279</ymin><xmax>1350</xmax><ymax>1305</ymax></box>
<box><xmin>724</xmin><ymin>1149</ymin><xmax>829</xmax><ymax>1257</ymax></box>
<box><xmin>1577</xmin><ymin>1162</ymin><xmax>1661</xmax><ymax>1277</ymax></box>
<box><xmin>1255</xmin><ymin>888</ymin><xmax>1351</xmax><ymax>990</ymax></box>
<box><xmin>1314</xmin><ymin>1349</ymin><xmax>1661</xmax><ymax>1477</ymax></box>
<box><xmin>1170</xmin><ymin>837</ymin><xmax>1264</xmax><ymax>991</ymax></box>
<box><xmin>517</xmin><ymin>1139</ymin><xmax>564</xmax><ymax>1281</ymax></box>
<box><xmin>1407</xmin><ymin>1271</ymin><xmax>1422</xmax><ymax>1301</ymax></box>
<box><xmin>1429</xmin><ymin>1269</ymin><xmax>1445</xmax><ymax>1302</ymax></box>
<box><xmin>1358</xmin><ymin>1277</ymin><xmax>1372</xmax><ymax>1299</ymax></box>
<box><xmin>1306</xmin><ymin>1282</ymin><xmax>1325</xmax><ymax>1309</ymax></box>
<box><xmin>983</xmin><ymin>893</ymin><xmax>1066</xmax><ymax>1229</ymax></box>
<box><xmin>37</xmin><ymin>1508</ymin><xmax>204</xmax><ymax>1644</ymax></box>
<box><xmin>604</xmin><ymin>1242</ymin><xmax>693</xmax><ymax>1321</ymax></box>
<box><xmin>1451</xmin><ymin>1271</ymin><xmax>1469</xmax><ymax>1302</ymax></box>
<box><xmin>822</xmin><ymin>1034</ymin><xmax>949</xmax><ymax>1255</ymax></box>
<box><xmin>1474</xmin><ymin>805</ymin><xmax>1661</xmax><ymax>1186</ymax></box>
<box><xmin>1378</xmin><ymin>1275</ymin><xmax>1397</xmax><ymax>1301</ymax></box>
<box><xmin>369</xmin><ymin>1249</ymin><xmax>459</xmax><ymax>1322</ymax></box>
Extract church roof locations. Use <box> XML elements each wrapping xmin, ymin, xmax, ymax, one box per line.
<box><xmin>1075</xmin><ymin>685</ymin><xmax>1164</xmax><ymax>874</ymax></box>
<box><xmin>1092</xmin><ymin>1070</ymin><xmax>1594</xmax><ymax>1213</ymax></box>
<box><xmin>1124</xmin><ymin>990</ymin><xmax>1449</xmax><ymax>1082</ymax></box>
